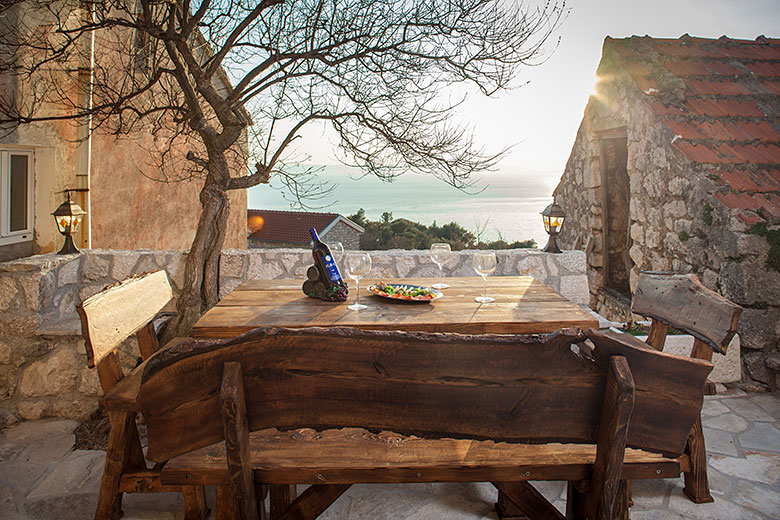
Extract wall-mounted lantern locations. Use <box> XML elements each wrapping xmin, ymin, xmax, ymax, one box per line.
<box><xmin>53</xmin><ymin>190</ymin><xmax>87</xmax><ymax>254</ymax></box>
<box><xmin>541</xmin><ymin>202</ymin><xmax>565</xmax><ymax>254</ymax></box>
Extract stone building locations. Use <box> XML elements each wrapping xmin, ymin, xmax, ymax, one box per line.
<box><xmin>248</xmin><ymin>209</ymin><xmax>364</xmax><ymax>250</ymax></box>
<box><xmin>554</xmin><ymin>35</ymin><xmax>780</xmax><ymax>388</ymax></box>
<box><xmin>0</xmin><ymin>2</ymin><xmax>247</xmax><ymax>263</ymax></box>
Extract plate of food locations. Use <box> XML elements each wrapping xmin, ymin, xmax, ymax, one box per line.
<box><xmin>368</xmin><ymin>281</ymin><xmax>443</xmax><ymax>303</ymax></box>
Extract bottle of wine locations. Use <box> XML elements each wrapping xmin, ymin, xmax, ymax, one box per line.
<box><xmin>310</xmin><ymin>228</ymin><xmax>344</xmax><ymax>287</ymax></box>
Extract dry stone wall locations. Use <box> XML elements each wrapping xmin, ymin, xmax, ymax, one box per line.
<box><xmin>553</xmin><ymin>46</ymin><xmax>780</xmax><ymax>388</ymax></box>
<box><xmin>0</xmin><ymin>248</ymin><xmax>587</xmax><ymax>425</ymax></box>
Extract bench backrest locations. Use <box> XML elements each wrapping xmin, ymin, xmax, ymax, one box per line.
<box><xmin>78</xmin><ymin>270</ymin><xmax>172</xmax><ymax>392</ymax></box>
<box><xmin>632</xmin><ymin>272</ymin><xmax>742</xmax><ymax>355</ymax></box>
<box><xmin>136</xmin><ymin>326</ymin><xmax>712</xmax><ymax>463</ymax></box>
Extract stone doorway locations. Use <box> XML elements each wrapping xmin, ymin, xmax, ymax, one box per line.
<box><xmin>600</xmin><ymin>136</ymin><xmax>632</xmax><ymax>298</ymax></box>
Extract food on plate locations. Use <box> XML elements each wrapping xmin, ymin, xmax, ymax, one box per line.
<box><xmin>371</xmin><ymin>282</ymin><xmax>437</xmax><ymax>301</ymax></box>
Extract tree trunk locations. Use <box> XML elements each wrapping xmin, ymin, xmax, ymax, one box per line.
<box><xmin>163</xmin><ymin>181</ymin><xmax>230</xmax><ymax>342</ymax></box>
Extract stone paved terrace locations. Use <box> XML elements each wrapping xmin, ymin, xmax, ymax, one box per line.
<box><xmin>1</xmin><ymin>388</ymin><xmax>778</xmax><ymax>519</ymax></box>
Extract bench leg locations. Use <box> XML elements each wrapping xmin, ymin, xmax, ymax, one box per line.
<box><xmin>493</xmin><ymin>482</ymin><xmax>563</xmax><ymax>520</ymax></box>
<box><xmin>182</xmin><ymin>485</ymin><xmax>210</xmax><ymax>520</ymax></box>
<box><xmin>566</xmin><ymin>480</ymin><xmax>587</xmax><ymax>519</ymax></box>
<box><xmin>271</xmin><ymin>484</ymin><xmax>297</xmax><ymax>518</ymax></box>
<box><xmin>95</xmin><ymin>411</ymin><xmax>136</xmax><ymax>520</ymax></box>
<box><xmin>683</xmin><ymin>417</ymin><xmax>714</xmax><ymax>503</ymax></box>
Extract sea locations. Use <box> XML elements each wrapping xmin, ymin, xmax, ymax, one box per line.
<box><xmin>247</xmin><ymin>165</ymin><xmax>559</xmax><ymax>247</ymax></box>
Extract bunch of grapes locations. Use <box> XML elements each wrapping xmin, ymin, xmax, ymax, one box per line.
<box><xmin>325</xmin><ymin>283</ymin><xmax>349</xmax><ymax>302</ymax></box>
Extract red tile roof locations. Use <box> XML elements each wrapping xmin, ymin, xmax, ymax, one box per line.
<box><xmin>247</xmin><ymin>209</ymin><xmax>361</xmax><ymax>245</ymax></box>
<box><xmin>607</xmin><ymin>35</ymin><xmax>780</xmax><ymax>223</ymax></box>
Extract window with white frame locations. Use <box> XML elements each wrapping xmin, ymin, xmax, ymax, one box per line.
<box><xmin>1</xmin><ymin>149</ymin><xmax>34</xmax><ymax>246</ymax></box>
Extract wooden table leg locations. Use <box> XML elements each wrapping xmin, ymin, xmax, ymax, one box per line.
<box><xmin>683</xmin><ymin>417</ymin><xmax>714</xmax><ymax>503</ymax></box>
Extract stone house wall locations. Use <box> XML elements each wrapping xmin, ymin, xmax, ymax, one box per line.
<box><xmin>553</xmin><ymin>45</ymin><xmax>780</xmax><ymax>388</ymax></box>
<box><xmin>0</xmin><ymin>248</ymin><xmax>588</xmax><ymax>426</ymax></box>
<box><xmin>0</xmin><ymin>3</ymin><xmax>248</xmax><ymax>263</ymax></box>
<box><xmin>320</xmin><ymin>221</ymin><xmax>361</xmax><ymax>251</ymax></box>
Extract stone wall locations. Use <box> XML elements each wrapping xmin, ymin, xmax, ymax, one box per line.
<box><xmin>0</xmin><ymin>248</ymin><xmax>587</xmax><ymax>426</ymax></box>
<box><xmin>553</xmin><ymin>43</ymin><xmax>780</xmax><ymax>389</ymax></box>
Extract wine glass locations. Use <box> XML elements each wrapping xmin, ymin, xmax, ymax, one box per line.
<box><xmin>329</xmin><ymin>241</ymin><xmax>344</xmax><ymax>263</ymax></box>
<box><xmin>430</xmin><ymin>242</ymin><xmax>451</xmax><ymax>289</ymax></box>
<box><xmin>473</xmin><ymin>252</ymin><xmax>497</xmax><ymax>303</ymax></box>
<box><xmin>345</xmin><ymin>251</ymin><xmax>372</xmax><ymax>311</ymax></box>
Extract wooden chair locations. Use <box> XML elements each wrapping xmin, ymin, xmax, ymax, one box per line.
<box><xmin>77</xmin><ymin>270</ymin><xmax>209</xmax><ymax>520</ymax></box>
<box><xmin>631</xmin><ymin>271</ymin><xmax>742</xmax><ymax>504</ymax></box>
<box><xmin>102</xmin><ymin>325</ymin><xmax>713</xmax><ymax>520</ymax></box>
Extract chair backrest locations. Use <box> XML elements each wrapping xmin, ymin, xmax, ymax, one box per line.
<box><xmin>77</xmin><ymin>270</ymin><xmax>172</xmax><ymax>393</ymax></box>
<box><xmin>135</xmin><ymin>326</ymin><xmax>712</xmax><ymax>463</ymax></box>
<box><xmin>631</xmin><ymin>272</ymin><xmax>742</xmax><ymax>355</ymax></box>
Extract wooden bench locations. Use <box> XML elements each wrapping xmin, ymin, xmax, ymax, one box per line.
<box><xmin>77</xmin><ymin>270</ymin><xmax>209</xmax><ymax>520</ymax></box>
<box><xmin>631</xmin><ymin>271</ymin><xmax>742</xmax><ymax>504</ymax></box>
<box><xmin>102</xmin><ymin>326</ymin><xmax>713</xmax><ymax>520</ymax></box>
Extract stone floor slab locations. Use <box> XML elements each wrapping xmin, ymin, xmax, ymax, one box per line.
<box><xmin>749</xmin><ymin>393</ymin><xmax>780</xmax><ymax>419</ymax></box>
<box><xmin>702</xmin><ymin>427</ymin><xmax>739</xmax><ymax>456</ymax></box>
<box><xmin>731</xmin><ymin>479</ymin><xmax>780</xmax><ymax>518</ymax></box>
<box><xmin>724</xmin><ymin>398</ymin><xmax>776</xmax><ymax>422</ymax></box>
<box><xmin>739</xmin><ymin>422</ymin><xmax>780</xmax><ymax>453</ymax></box>
<box><xmin>701</xmin><ymin>399</ymin><xmax>729</xmax><ymax>417</ymax></box>
<box><xmin>703</xmin><ymin>412</ymin><xmax>749</xmax><ymax>433</ymax></box>
<box><xmin>0</xmin><ymin>461</ymin><xmax>47</xmax><ymax>495</ymax></box>
<box><xmin>709</xmin><ymin>453</ymin><xmax>780</xmax><ymax>486</ymax></box>
<box><xmin>26</xmin><ymin>450</ymin><xmax>104</xmax><ymax>499</ymax></box>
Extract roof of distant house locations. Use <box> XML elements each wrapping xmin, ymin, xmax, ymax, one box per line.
<box><xmin>247</xmin><ymin>209</ymin><xmax>364</xmax><ymax>244</ymax></box>
<box><xmin>606</xmin><ymin>35</ymin><xmax>780</xmax><ymax>224</ymax></box>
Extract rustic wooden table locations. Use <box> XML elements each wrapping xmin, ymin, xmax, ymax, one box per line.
<box><xmin>192</xmin><ymin>276</ymin><xmax>598</xmax><ymax>339</ymax></box>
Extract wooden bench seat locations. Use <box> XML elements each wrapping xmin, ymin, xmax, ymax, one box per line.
<box><xmin>162</xmin><ymin>427</ymin><xmax>688</xmax><ymax>486</ymax></box>
<box><xmin>103</xmin><ymin>325</ymin><xmax>712</xmax><ymax>520</ymax></box>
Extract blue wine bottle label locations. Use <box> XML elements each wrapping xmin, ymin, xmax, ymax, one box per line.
<box><xmin>322</xmin><ymin>254</ymin><xmax>342</xmax><ymax>283</ymax></box>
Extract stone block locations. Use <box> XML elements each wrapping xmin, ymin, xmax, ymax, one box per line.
<box><xmin>0</xmin><ymin>408</ymin><xmax>20</xmax><ymax>429</ymax></box>
<box><xmin>0</xmin><ymin>366</ymin><xmax>17</xmax><ymax>399</ymax></box>
<box><xmin>20</xmin><ymin>348</ymin><xmax>79</xmax><ymax>397</ymax></box>
<box><xmin>721</xmin><ymin>261</ymin><xmax>780</xmax><ymax>306</ymax></box>
<box><xmin>0</xmin><ymin>277</ymin><xmax>18</xmax><ymax>312</ymax></box>
<box><xmin>17</xmin><ymin>400</ymin><xmax>48</xmax><ymax>420</ymax></box>
<box><xmin>133</xmin><ymin>254</ymin><xmax>160</xmax><ymax>275</ymax></box>
<box><xmin>0</xmin><ymin>315</ymin><xmax>37</xmax><ymax>336</ymax></box>
<box><xmin>280</xmin><ymin>253</ymin><xmax>305</xmax><ymax>275</ymax></box>
<box><xmin>50</xmin><ymin>398</ymin><xmax>98</xmax><ymax>420</ymax></box>
<box><xmin>109</xmin><ymin>252</ymin><xmax>139</xmax><ymax>281</ymax></box>
<box><xmin>0</xmin><ymin>340</ymin><xmax>11</xmax><ymax>364</ymax></box>
<box><xmin>247</xmin><ymin>256</ymin><xmax>283</xmax><ymax>279</ymax></box>
<box><xmin>39</xmin><ymin>272</ymin><xmax>56</xmax><ymax>310</ymax></box>
<box><xmin>558</xmin><ymin>275</ymin><xmax>590</xmax><ymax>306</ymax></box>
<box><xmin>744</xmin><ymin>351</ymin><xmax>771</xmax><ymax>384</ymax></box>
<box><xmin>57</xmin><ymin>259</ymin><xmax>80</xmax><ymax>286</ymax></box>
<box><xmin>395</xmin><ymin>256</ymin><xmax>418</xmax><ymax>278</ymax></box>
<box><xmin>738</xmin><ymin>308</ymin><xmax>780</xmax><ymax>351</ymax></box>
<box><xmin>17</xmin><ymin>274</ymin><xmax>40</xmax><ymax>311</ymax></box>
<box><xmin>515</xmin><ymin>254</ymin><xmax>547</xmax><ymax>281</ymax></box>
<box><xmin>81</xmin><ymin>254</ymin><xmax>110</xmax><ymax>281</ymax></box>
<box><xmin>220</xmin><ymin>251</ymin><xmax>246</xmax><ymax>278</ymax></box>
<box><xmin>78</xmin><ymin>366</ymin><xmax>101</xmax><ymax>396</ymax></box>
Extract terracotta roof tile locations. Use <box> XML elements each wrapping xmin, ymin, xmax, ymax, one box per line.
<box><xmin>247</xmin><ymin>209</ymin><xmax>355</xmax><ymax>244</ymax></box>
<box><xmin>759</xmin><ymin>79</ymin><xmax>780</xmax><ymax>95</ymax></box>
<box><xmin>607</xmin><ymin>35</ymin><xmax>780</xmax><ymax>222</ymax></box>
<box><xmin>682</xmin><ymin>98</ymin><xmax>764</xmax><ymax>117</ymax></box>
<box><xmin>745</xmin><ymin>61</ymin><xmax>780</xmax><ymax>77</ymax></box>
<box><xmin>714</xmin><ymin>192</ymin><xmax>760</xmax><ymax>211</ymax></box>
<box><xmin>664</xmin><ymin>119</ymin><xmax>780</xmax><ymax>143</ymax></box>
<box><xmin>683</xmin><ymin>78</ymin><xmax>753</xmax><ymax>96</ymax></box>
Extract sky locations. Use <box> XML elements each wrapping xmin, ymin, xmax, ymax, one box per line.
<box><xmin>291</xmin><ymin>0</ymin><xmax>780</xmax><ymax>187</ymax></box>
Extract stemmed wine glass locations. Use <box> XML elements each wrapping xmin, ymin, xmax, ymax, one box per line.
<box><xmin>329</xmin><ymin>242</ymin><xmax>344</xmax><ymax>263</ymax></box>
<box><xmin>473</xmin><ymin>252</ymin><xmax>497</xmax><ymax>303</ymax></box>
<box><xmin>345</xmin><ymin>251</ymin><xmax>372</xmax><ymax>311</ymax></box>
<box><xmin>430</xmin><ymin>243</ymin><xmax>451</xmax><ymax>290</ymax></box>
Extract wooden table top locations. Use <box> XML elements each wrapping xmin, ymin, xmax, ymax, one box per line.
<box><xmin>192</xmin><ymin>276</ymin><xmax>598</xmax><ymax>339</ymax></box>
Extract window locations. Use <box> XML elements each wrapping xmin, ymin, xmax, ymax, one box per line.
<box><xmin>1</xmin><ymin>149</ymin><xmax>34</xmax><ymax>246</ymax></box>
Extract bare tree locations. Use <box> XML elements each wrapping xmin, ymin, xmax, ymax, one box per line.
<box><xmin>0</xmin><ymin>0</ymin><xmax>566</xmax><ymax>337</ymax></box>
